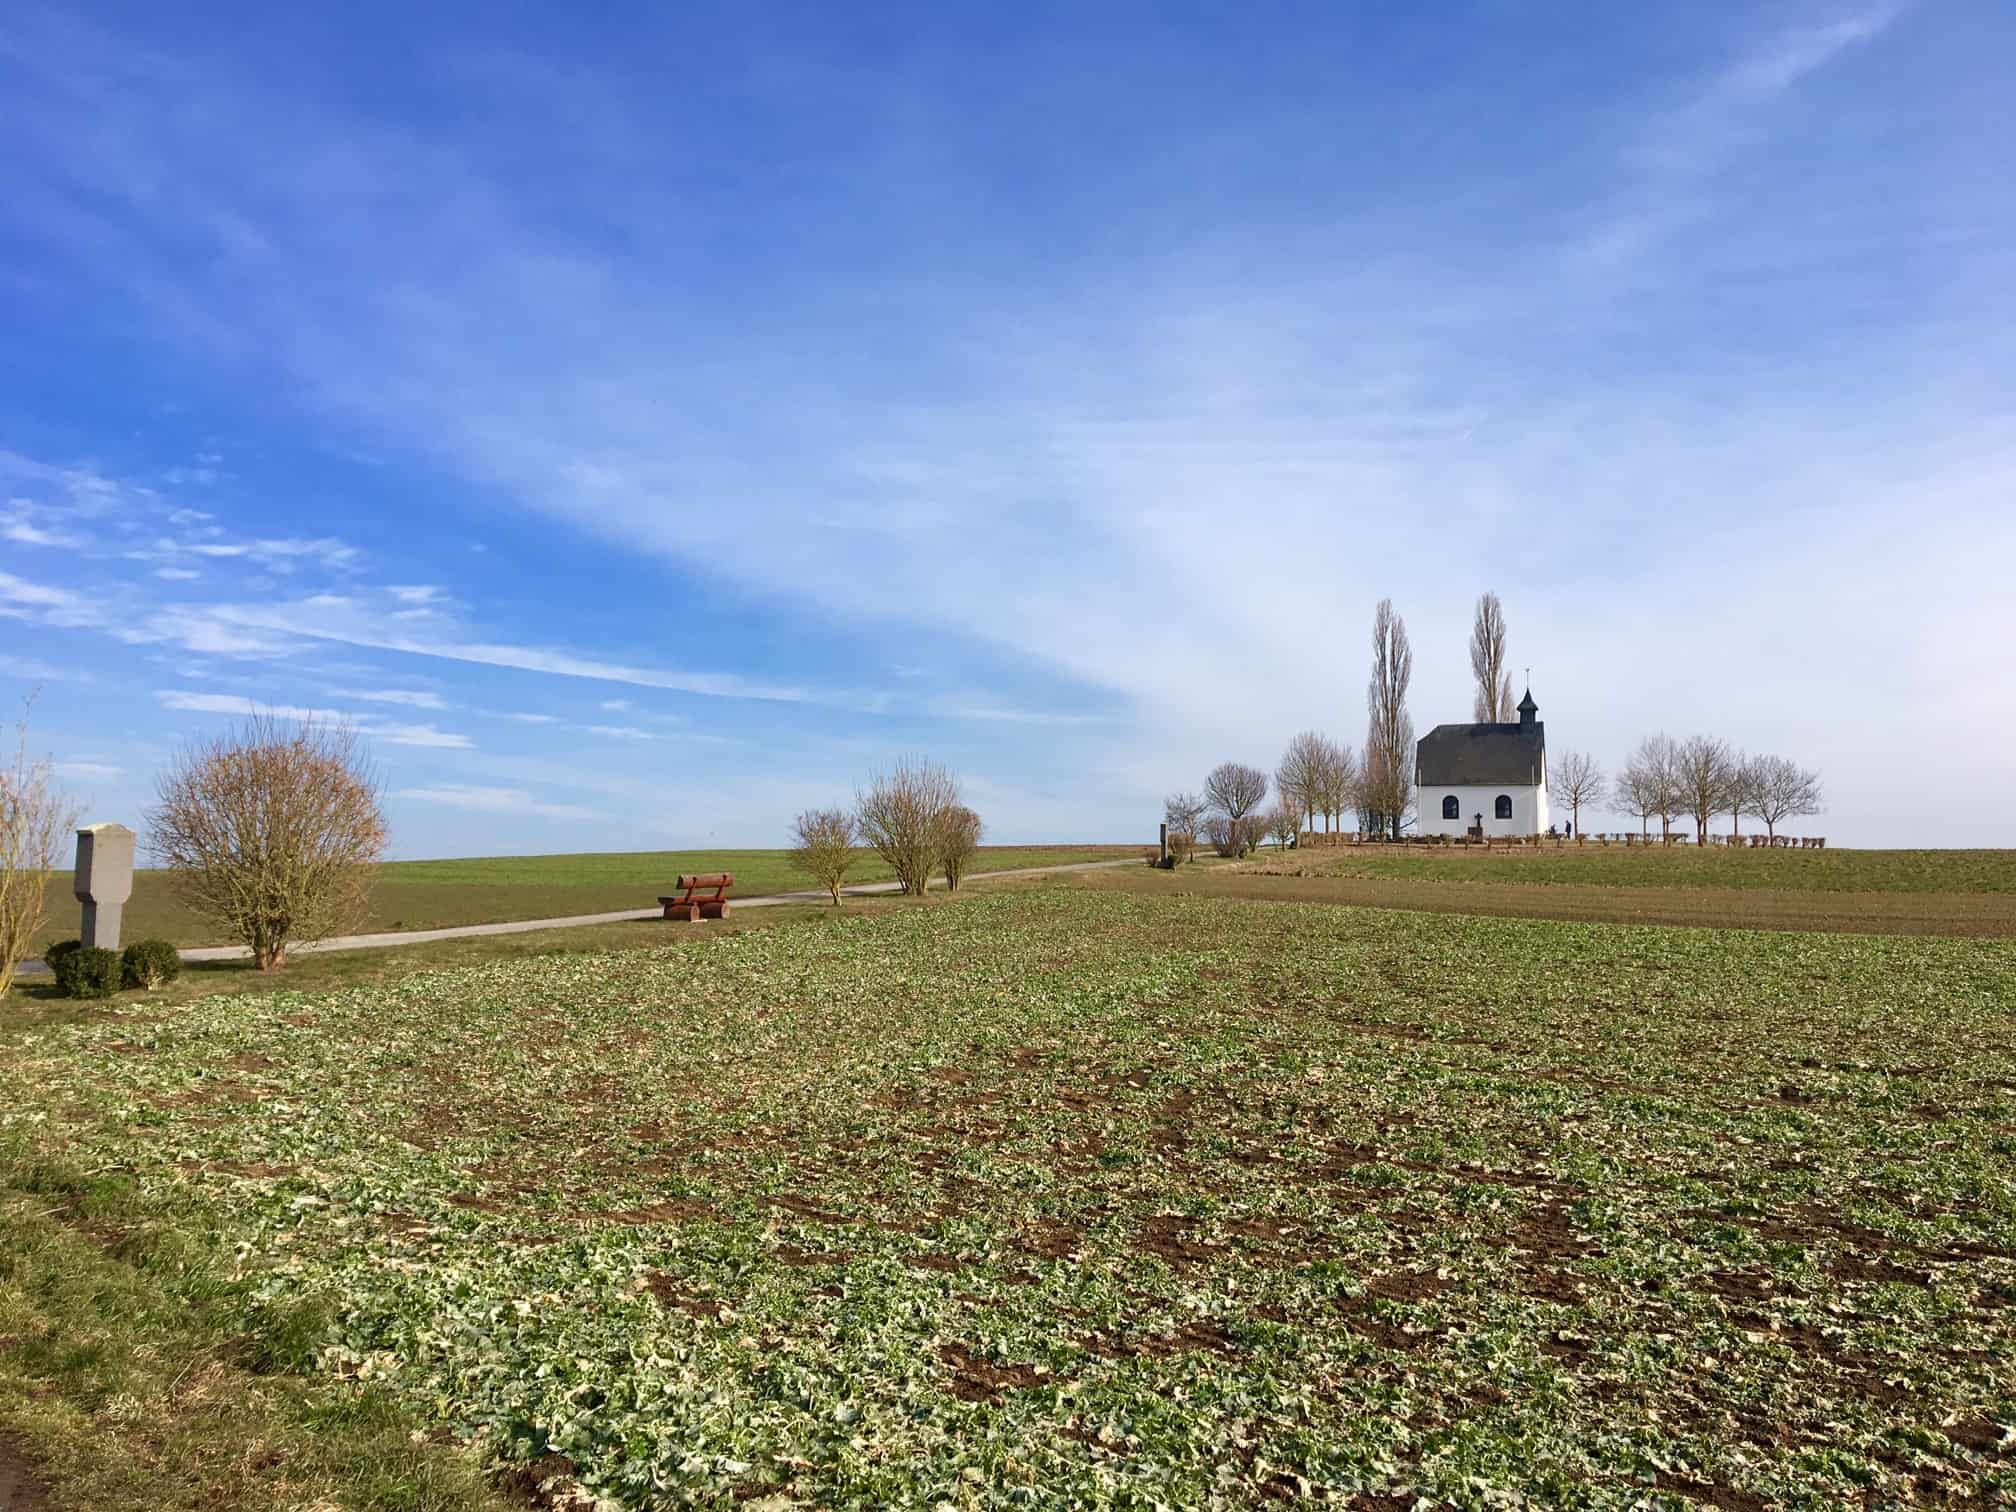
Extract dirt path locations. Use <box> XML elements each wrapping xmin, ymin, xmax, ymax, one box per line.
<box><xmin>0</xmin><ymin>1434</ymin><xmax>52</xmax><ymax>1512</ymax></box>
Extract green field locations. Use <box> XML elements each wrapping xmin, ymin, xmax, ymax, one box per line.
<box><xmin>27</xmin><ymin>845</ymin><xmax>1140</xmax><ymax>952</ymax></box>
<box><xmin>1264</xmin><ymin>844</ymin><xmax>2016</xmax><ymax>894</ymax></box>
<box><xmin>6</xmin><ymin>889</ymin><xmax>2011</xmax><ymax>1506</ymax></box>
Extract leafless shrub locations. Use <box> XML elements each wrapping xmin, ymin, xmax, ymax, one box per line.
<box><xmin>1203</xmin><ymin>815</ymin><xmax>1243</xmax><ymax>858</ymax></box>
<box><xmin>789</xmin><ymin>807</ymin><xmax>858</xmax><ymax>905</ymax></box>
<box><xmin>149</xmin><ymin>714</ymin><xmax>386</xmax><ymax>971</ymax></box>
<box><xmin>1552</xmin><ymin>751</ymin><xmax>1603</xmax><ymax>841</ymax></box>
<box><xmin>1265</xmin><ymin>804</ymin><xmax>1300</xmax><ymax>850</ymax></box>
<box><xmin>856</xmin><ymin>757</ymin><xmax>960</xmax><ymax>896</ymax></box>
<box><xmin>1161</xmin><ymin>791</ymin><xmax>1203</xmax><ymax>865</ymax></box>
<box><xmin>1</xmin><ymin>700</ymin><xmax>80</xmax><ymax>996</ymax></box>
<box><xmin>936</xmin><ymin>804</ymin><xmax>983</xmax><ymax>890</ymax></box>
<box><xmin>1469</xmin><ymin>591</ymin><xmax>1513</xmax><ymax>723</ymax></box>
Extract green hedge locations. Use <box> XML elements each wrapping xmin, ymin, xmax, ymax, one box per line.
<box><xmin>122</xmin><ymin>939</ymin><xmax>183</xmax><ymax>991</ymax></box>
<box><xmin>46</xmin><ymin>941</ymin><xmax>123</xmax><ymax>999</ymax></box>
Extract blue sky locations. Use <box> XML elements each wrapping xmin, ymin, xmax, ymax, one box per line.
<box><xmin>2</xmin><ymin>2</ymin><xmax>2011</xmax><ymax>854</ymax></box>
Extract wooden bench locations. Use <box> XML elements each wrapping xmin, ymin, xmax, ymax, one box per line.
<box><xmin>659</xmin><ymin>872</ymin><xmax>733</xmax><ymax>922</ymax></box>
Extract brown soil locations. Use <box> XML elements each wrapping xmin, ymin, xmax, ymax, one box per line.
<box><xmin>598</xmin><ymin>1198</ymin><xmax>715</xmax><ymax>1225</ymax></box>
<box><xmin>499</xmin><ymin>1452</ymin><xmax>579</xmax><ymax>1509</ymax></box>
<box><xmin>1653</xmin><ymin>1470</ymin><xmax>1769</xmax><ymax>1510</ymax></box>
<box><xmin>1086</xmin><ymin>868</ymin><xmax>2016</xmax><ymax>938</ymax></box>
<box><xmin>938</xmin><ymin>1343</ymin><xmax>1047</xmax><ymax>1401</ymax></box>
<box><xmin>0</xmin><ymin>1434</ymin><xmax>52</xmax><ymax>1512</ymax></box>
<box><xmin>642</xmin><ymin>1273</ymin><xmax>724</xmax><ymax>1318</ymax></box>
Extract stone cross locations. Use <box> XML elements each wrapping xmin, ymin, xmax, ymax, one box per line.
<box><xmin>74</xmin><ymin>822</ymin><xmax>136</xmax><ymax>951</ymax></box>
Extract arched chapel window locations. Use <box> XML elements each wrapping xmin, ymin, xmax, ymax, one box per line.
<box><xmin>1494</xmin><ymin>794</ymin><xmax>1513</xmax><ymax>820</ymax></box>
<box><xmin>1442</xmin><ymin>795</ymin><xmax>1459</xmax><ymax>820</ymax></box>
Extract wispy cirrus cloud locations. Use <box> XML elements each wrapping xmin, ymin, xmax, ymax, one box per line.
<box><xmin>392</xmin><ymin>783</ymin><xmax>600</xmax><ymax>821</ymax></box>
<box><xmin>328</xmin><ymin>686</ymin><xmax>448</xmax><ymax>710</ymax></box>
<box><xmin>153</xmin><ymin>689</ymin><xmax>474</xmax><ymax>748</ymax></box>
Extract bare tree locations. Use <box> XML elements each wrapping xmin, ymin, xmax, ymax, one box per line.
<box><xmin>1204</xmin><ymin>762</ymin><xmax>1268</xmax><ymax>831</ymax></box>
<box><xmin>1747</xmin><ymin>755</ymin><xmax>1824</xmax><ymax>840</ymax></box>
<box><xmin>1615</xmin><ymin>733</ymin><xmax>1682</xmax><ymax>840</ymax></box>
<box><xmin>935</xmin><ymin>804</ymin><xmax>984</xmax><ymax>890</ymax></box>
<box><xmin>1315</xmin><ymin>737</ymin><xmax>1358</xmax><ymax>833</ymax></box>
<box><xmin>1363</xmin><ymin>599</ymin><xmax>1415</xmax><ymax>839</ymax></box>
<box><xmin>1676</xmin><ymin>735</ymin><xmax>1736</xmax><ymax>844</ymax></box>
<box><xmin>1275</xmin><ymin>732</ymin><xmax>1327</xmax><ymax>835</ymax></box>
<box><xmin>1469</xmin><ymin>591</ymin><xmax>1514</xmax><ymax>723</ymax></box>
<box><xmin>1163</xmin><ymin>791</ymin><xmax>1206</xmax><ymax>865</ymax></box>
<box><xmin>1552</xmin><ymin>751</ymin><xmax>1603</xmax><ymax>841</ymax></box>
<box><xmin>150</xmin><ymin>714</ymin><xmax>385</xmax><ymax>971</ymax></box>
<box><xmin>1725</xmin><ymin>754</ymin><xmax>1755</xmax><ymax>840</ymax></box>
<box><xmin>1612</xmin><ymin>741</ymin><xmax>1677</xmax><ymax>846</ymax></box>
<box><xmin>1265</xmin><ymin>803</ymin><xmax>1301</xmax><ymax>850</ymax></box>
<box><xmin>1</xmin><ymin>701</ymin><xmax>80</xmax><ymax>997</ymax></box>
<box><xmin>856</xmin><ymin>757</ymin><xmax>961</xmax><ymax>896</ymax></box>
<box><xmin>789</xmin><ymin>808</ymin><xmax>858</xmax><ymax>905</ymax></box>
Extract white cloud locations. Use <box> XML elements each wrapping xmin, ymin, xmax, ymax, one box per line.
<box><xmin>386</xmin><ymin>584</ymin><xmax>444</xmax><ymax>604</ymax></box>
<box><xmin>327</xmin><ymin>687</ymin><xmax>448</xmax><ymax>710</ymax></box>
<box><xmin>155</xmin><ymin>567</ymin><xmax>202</xmax><ymax>581</ymax></box>
<box><xmin>54</xmin><ymin>760</ymin><xmax>121</xmax><ymax>780</ymax></box>
<box><xmin>0</xmin><ymin>571</ymin><xmax>99</xmax><ymax>628</ymax></box>
<box><xmin>392</xmin><ymin>783</ymin><xmax>600</xmax><ymax>820</ymax></box>
<box><xmin>586</xmin><ymin>724</ymin><xmax>652</xmax><ymax>740</ymax></box>
<box><xmin>153</xmin><ymin>688</ymin><xmax>474</xmax><ymax>748</ymax></box>
<box><xmin>503</xmin><ymin>711</ymin><xmax>556</xmax><ymax>723</ymax></box>
<box><xmin>3</xmin><ymin>519</ymin><xmax>84</xmax><ymax>548</ymax></box>
<box><xmin>598</xmin><ymin>698</ymin><xmax>632</xmax><ymax>712</ymax></box>
<box><xmin>367</xmin><ymin>721</ymin><xmax>474</xmax><ymax>749</ymax></box>
<box><xmin>155</xmin><ymin>689</ymin><xmax>345</xmax><ymax>720</ymax></box>
<box><xmin>0</xmin><ymin>653</ymin><xmax>77</xmax><ymax>681</ymax></box>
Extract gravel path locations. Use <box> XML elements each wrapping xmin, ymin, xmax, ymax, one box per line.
<box><xmin>15</xmin><ymin>856</ymin><xmax>1143</xmax><ymax>972</ymax></box>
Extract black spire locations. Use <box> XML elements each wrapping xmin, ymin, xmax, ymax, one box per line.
<box><xmin>1517</xmin><ymin>687</ymin><xmax>1538</xmax><ymax>730</ymax></box>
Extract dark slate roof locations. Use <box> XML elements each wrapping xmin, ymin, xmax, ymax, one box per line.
<box><xmin>1415</xmin><ymin>721</ymin><xmax>1546</xmax><ymax>787</ymax></box>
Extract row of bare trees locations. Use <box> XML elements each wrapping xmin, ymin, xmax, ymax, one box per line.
<box><xmin>1612</xmin><ymin>736</ymin><xmax>1823</xmax><ymax>841</ymax></box>
<box><xmin>792</xmin><ymin>758</ymin><xmax>982</xmax><ymax>902</ymax></box>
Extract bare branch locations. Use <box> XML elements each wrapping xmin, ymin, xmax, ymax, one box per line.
<box><xmin>1363</xmin><ymin>599</ymin><xmax>1414</xmax><ymax>838</ymax></box>
<box><xmin>1469</xmin><ymin>592</ymin><xmax>1512</xmax><ymax>723</ymax></box>
<box><xmin>789</xmin><ymin>808</ymin><xmax>858</xmax><ymax>905</ymax></box>
<box><xmin>855</xmin><ymin>758</ymin><xmax>961</xmax><ymax>896</ymax></box>
<box><xmin>1</xmin><ymin>697</ymin><xmax>82</xmax><ymax>995</ymax></box>
<box><xmin>148</xmin><ymin>713</ymin><xmax>386</xmax><ymax>970</ymax></box>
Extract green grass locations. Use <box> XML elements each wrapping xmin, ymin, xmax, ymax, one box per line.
<box><xmin>27</xmin><ymin>844</ymin><xmax>1140</xmax><ymax>952</ymax></box>
<box><xmin>0</xmin><ymin>1136</ymin><xmax>511</xmax><ymax>1511</ymax></box>
<box><xmin>1270</xmin><ymin>844</ymin><xmax>2016</xmax><ymax>893</ymax></box>
<box><xmin>5</xmin><ymin>889</ymin><xmax>2011</xmax><ymax>1506</ymax></box>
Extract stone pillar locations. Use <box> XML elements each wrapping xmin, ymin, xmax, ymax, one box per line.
<box><xmin>1158</xmin><ymin>822</ymin><xmax>1169</xmax><ymax>865</ymax></box>
<box><xmin>74</xmin><ymin>823</ymin><xmax>136</xmax><ymax>951</ymax></box>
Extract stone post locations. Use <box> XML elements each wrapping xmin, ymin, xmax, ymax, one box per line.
<box><xmin>1158</xmin><ymin>822</ymin><xmax>1169</xmax><ymax>865</ymax></box>
<box><xmin>74</xmin><ymin>822</ymin><xmax>136</xmax><ymax>951</ymax></box>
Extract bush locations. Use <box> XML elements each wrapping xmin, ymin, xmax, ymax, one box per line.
<box><xmin>49</xmin><ymin>940</ymin><xmax>121</xmax><ymax>998</ymax></box>
<box><xmin>122</xmin><ymin>938</ymin><xmax>182</xmax><ymax>990</ymax></box>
